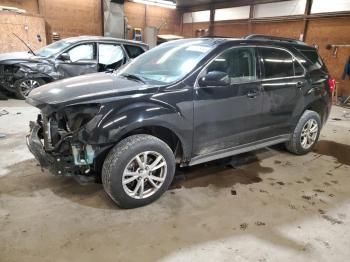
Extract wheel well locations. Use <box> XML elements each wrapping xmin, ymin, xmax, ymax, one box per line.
<box><xmin>120</xmin><ymin>126</ymin><xmax>184</xmax><ymax>162</ymax></box>
<box><xmin>92</xmin><ymin>126</ymin><xmax>184</xmax><ymax>178</ymax></box>
<box><xmin>306</xmin><ymin>100</ymin><xmax>325</xmax><ymax>124</ymax></box>
<box><xmin>40</xmin><ymin>77</ymin><xmax>54</xmax><ymax>84</ymax></box>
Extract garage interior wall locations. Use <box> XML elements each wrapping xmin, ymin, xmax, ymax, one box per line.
<box><xmin>181</xmin><ymin>3</ymin><xmax>350</xmax><ymax>97</ymax></box>
<box><xmin>0</xmin><ymin>0</ymin><xmax>44</xmax><ymax>53</ymax></box>
<box><xmin>0</xmin><ymin>0</ymin><xmax>348</xmax><ymax>96</ymax></box>
<box><xmin>0</xmin><ymin>0</ymin><xmax>181</xmax><ymax>51</ymax></box>
<box><xmin>38</xmin><ymin>0</ymin><xmax>102</xmax><ymax>42</ymax></box>
<box><xmin>0</xmin><ymin>12</ymin><xmax>46</xmax><ymax>53</ymax></box>
<box><xmin>124</xmin><ymin>1</ymin><xmax>182</xmax><ymax>39</ymax></box>
<box><xmin>0</xmin><ymin>0</ymin><xmax>102</xmax><ymax>52</ymax></box>
<box><xmin>0</xmin><ymin>0</ymin><xmax>39</xmax><ymax>13</ymax></box>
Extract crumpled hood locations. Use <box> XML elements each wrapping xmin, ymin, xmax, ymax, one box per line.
<box><xmin>0</xmin><ymin>51</ymin><xmax>36</xmax><ymax>63</ymax></box>
<box><xmin>26</xmin><ymin>72</ymin><xmax>148</xmax><ymax>110</ymax></box>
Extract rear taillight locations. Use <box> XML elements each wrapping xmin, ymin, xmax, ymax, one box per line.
<box><xmin>328</xmin><ymin>78</ymin><xmax>336</xmax><ymax>93</ymax></box>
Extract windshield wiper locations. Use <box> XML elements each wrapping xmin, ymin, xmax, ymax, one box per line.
<box><xmin>120</xmin><ymin>73</ymin><xmax>146</xmax><ymax>84</ymax></box>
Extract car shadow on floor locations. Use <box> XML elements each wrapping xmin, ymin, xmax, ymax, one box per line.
<box><xmin>0</xmin><ymin>149</ymin><xmax>275</xmax><ymax>210</ymax></box>
<box><xmin>171</xmin><ymin>151</ymin><xmax>273</xmax><ymax>189</ymax></box>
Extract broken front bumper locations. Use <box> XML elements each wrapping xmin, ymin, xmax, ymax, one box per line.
<box><xmin>26</xmin><ymin>119</ymin><xmax>99</xmax><ymax>176</ymax></box>
<box><xmin>26</xmin><ymin>121</ymin><xmax>52</xmax><ymax>168</ymax></box>
<box><xmin>26</xmin><ymin>121</ymin><xmax>77</xmax><ymax>176</ymax></box>
<box><xmin>0</xmin><ymin>69</ymin><xmax>16</xmax><ymax>93</ymax></box>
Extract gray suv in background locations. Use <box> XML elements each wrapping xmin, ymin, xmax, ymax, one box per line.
<box><xmin>0</xmin><ymin>36</ymin><xmax>148</xmax><ymax>99</ymax></box>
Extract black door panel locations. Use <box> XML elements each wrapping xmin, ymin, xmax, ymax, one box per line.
<box><xmin>258</xmin><ymin>47</ymin><xmax>304</xmax><ymax>138</ymax></box>
<box><xmin>55</xmin><ymin>60</ymin><xmax>98</xmax><ymax>78</ymax></box>
<box><xmin>193</xmin><ymin>47</ymin><xmax>263</xmax><ymax>157</ymax></box>
<box><xmin>194</xmin><ymin>81</ymin><xmax>263</xmax><ymax>156</ymax></box>
<box><xmin>260</xmin><ymin>78</ymin><xmax>302</xmax><ymax>136</ymax></box>
<box><xmin>56</xmin><ymin>43</ymin><xmax>98</xmax><ymax>78</ymax></box>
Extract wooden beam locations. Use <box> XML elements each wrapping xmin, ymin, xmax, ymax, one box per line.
<box><xmin>144</xmin><ymin>3</ymin><xmax>147</xmax><ymax>28</ymax></box>
<box><xmin>248</xmin><ymin>3</ymin><xmax>254</xmax><ymax>34</ymax></box>
<box><xmin>301</xmin><ymin>0</ymin><xmax>312</xmax><ymax>41</ymax></box>
<box><xmin>208</xmin><ymin>4</ymin><xmax>215</xmax><ymax>36</ymax></box>
<box><xmin>101</xmin><ymin>0</ymin><xmax>104</xmax><ymax>36</ymax></box>
<box><xmin>178</xmin><ymin>0</ymin><xmax>291</xmax><ymax>12</ymax></box>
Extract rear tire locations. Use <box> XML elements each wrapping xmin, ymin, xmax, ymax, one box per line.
<box><xmin>285</xmin><ymin>110</ymin><xmax>321</xmax><ymax>155</ymax></box>
<box><xmin>102</xmin><ymin>134</ymin><xmax>175</xmax><ymax>209</ymax></box>
<box><xmin>14</xmin><ymin>78</ymin><xmax>45</xmax><ymax>99</ymax></box>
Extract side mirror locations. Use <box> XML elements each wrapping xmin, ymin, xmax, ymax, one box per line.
<box><xmin>198</xmin><ymin>71</ymin><xmax>230</xmax><ymax>87</ymax></box>
<box><xmin>59</xmin><ymin>53</ymin><xmax>71</xmax><ymax>61</ymax></box>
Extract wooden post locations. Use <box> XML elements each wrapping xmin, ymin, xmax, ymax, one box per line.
<box><xmin>208</xmin><ymin>4</ymin><xmax>215</xmax><ymax>36</ymax></box>
<box><xmin>248</xmin><ymin>3</ymin><xmax>254</xmax><ymax>35</ymax></box>
<box><xmin>302</xmin><ymin>0</ymin><xmax>312</xmax><ymax>42</ymax></box>
<box><xmin>101</xmin><ymin>0</ymin><xmax>104</xmax><ymax>36</ymax></box>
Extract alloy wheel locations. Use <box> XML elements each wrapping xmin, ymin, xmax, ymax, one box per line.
<box><xmin>300</xmin><ymin>119</ymin><xmax>318</xmax><ymax>149</ymax></box>
<box><xmin>122</xmin><ymin>151</ymin><xmax>167</xmax><ymax>199</ymax></box>
<box><xmin>19</xmin><ymin>79</ymin><xmax>41</xmax><ymax>97</ymax></box>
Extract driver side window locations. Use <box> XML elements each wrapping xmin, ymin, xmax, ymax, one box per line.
<box><xmin>68</xmin><ymin>44</ymin><xmax>94</xmax><ymax>62</ymax></box>
<box><xmin>206</xmin><ymin>47</ymin><xmax>257</xmax><ymax>84</ymax></box>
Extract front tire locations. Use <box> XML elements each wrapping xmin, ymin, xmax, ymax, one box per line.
<box><xmin>14</xmin><ymin>78</ymin><xmax>45</xmax><ymax>99</ymax></box>
<box><xmin>102</xmin><ymin>134</ymin><xmax>175</xmax><ymax>208</ymax></box>
<box><xmin>285</xmin><ymin>110</ymin><xmax>321</xmax><ymax>155</ymax></box>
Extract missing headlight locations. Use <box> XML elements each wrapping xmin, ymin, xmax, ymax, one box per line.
<box><xmin>63</xmin><ymin>104</ymin><xmax>101</xmax><ymax>132</ymax></box>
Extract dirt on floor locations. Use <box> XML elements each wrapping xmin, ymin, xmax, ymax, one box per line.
<box><xmin>0</xmin><ymin>100</ymin><xmax>350</xmax><ymax>262</ymax></box>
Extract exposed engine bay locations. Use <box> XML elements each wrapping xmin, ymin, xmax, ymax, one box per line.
<box><xmin>27</xmin><ymin>104</ymin><xmax>109</xmax><ymax>177</ymax></box>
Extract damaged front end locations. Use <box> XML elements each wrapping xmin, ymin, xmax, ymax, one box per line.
<box><xmin>0</xmin><ymin>60</ymin><xmax>59</xmax><ymax>94</ymax></box>
<box><xmin>0</xmin><ymin>63</ymin><xmax>20</xmax><ymax>93</ymax></box>
<box><xmin>26</xmin><ymin>104</ymin><xmax>106</xmax><ymax>177</ymax></box>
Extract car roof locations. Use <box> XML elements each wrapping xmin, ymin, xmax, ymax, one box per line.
<box><xmin>63</xmin><ymin>36</ymin><xmax>148</xmax><ymax>47</ymax></box>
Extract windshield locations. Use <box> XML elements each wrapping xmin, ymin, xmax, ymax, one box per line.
<box><xmin>118</xmin><ymin>40</ymin><xmax>215</xmax><ymax>85</ymax></box>
<box><xmin>35</xmin><ymin>40</ymin><xmax>71</xmax><ymax>58</ymax></box>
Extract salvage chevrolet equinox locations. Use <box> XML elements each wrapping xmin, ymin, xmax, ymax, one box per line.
<box><xmin>26</xmin><ymin>35</ymin><xmax>333</xmax><ymax>208</ymax></box>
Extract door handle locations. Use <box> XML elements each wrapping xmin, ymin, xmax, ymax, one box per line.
<box><xmin>296</xmin><ymin>81</ymin><xmax>304</xmax><ymax>88</ymax></box>
<box><xmin>247</xmin><ymin>91</ymin><xmax>258</xmax><ymax>98</ymax></box>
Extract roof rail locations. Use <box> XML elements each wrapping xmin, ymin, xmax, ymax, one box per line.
<box><xmin>199</xmin><ymin>35</ymin><xmax>232</xmax><ymax>38</ymax></box>
<box><xmin>245</xmin><ymin>34</ymin><xmax>306</xmax><ymax>45</ymax></box>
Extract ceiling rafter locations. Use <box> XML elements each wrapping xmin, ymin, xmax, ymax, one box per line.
<box><xmin>177</xmin><ymin>0</ymin><xmax>292</xmax><ymax>11</ymax></box>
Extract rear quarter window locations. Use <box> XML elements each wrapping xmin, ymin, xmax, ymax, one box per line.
<box><xmin>296</xmin><ymin>48</ymin><xmax>325</xmax><ymax>71</ymax></box>
<box><xmin>124</xmin><ymin>45</ymin><xmax>145</xmax><ymax>58</ymax></box>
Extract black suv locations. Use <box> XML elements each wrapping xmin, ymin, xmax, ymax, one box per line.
<box><xmin>0</xmin><ymin>36</ymin><xmax>148</xmax><ymax>99</ymax></box>
<box><xmin>26</xmin><ymin>35</ymin><xmax>333</xmax><ymax>208</ymax></box>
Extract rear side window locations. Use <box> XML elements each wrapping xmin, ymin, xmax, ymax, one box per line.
<box><xmin>296</xmin><ymin>48</ymin><xmax>324</xmax><ymax>70</ymax></box>
<box><xmin>260</xmin><ymin>48</ymin><xmax>294</xmax><ymax>78</ymax></box>
<box><xmin>124</xmin><ymin>45</ymin><xmax>144</xmax><ymax>58</ymax></box>
<box><xmin>298</xmin><ymin>49</ymin><xmax>320</xmax><ymax>64</ymax></box>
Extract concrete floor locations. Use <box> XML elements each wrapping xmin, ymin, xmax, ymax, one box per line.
<box><xmin>0</xmin><ymin>100</ymin><xmax>350</xmax><ymax>262</ymax></box>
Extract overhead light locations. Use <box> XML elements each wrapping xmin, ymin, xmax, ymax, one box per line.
<box><xmin>131</xmin><ymin>0</ymin><xmax>176</xmax><ymax>9</ymax></box>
